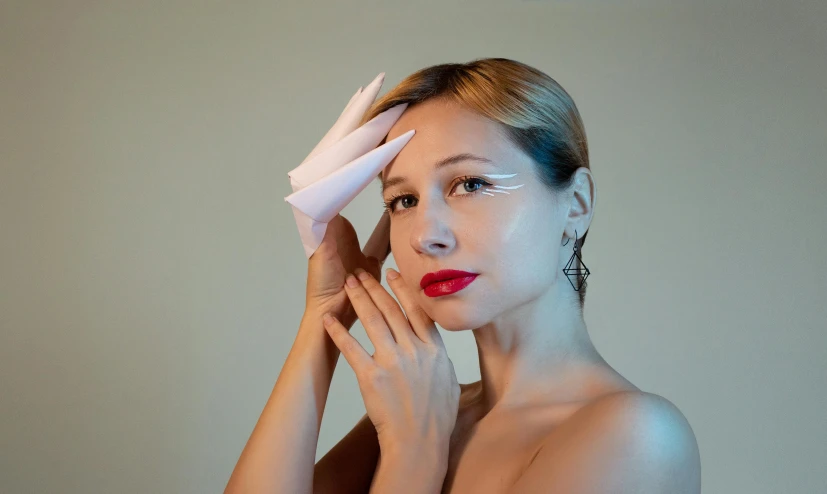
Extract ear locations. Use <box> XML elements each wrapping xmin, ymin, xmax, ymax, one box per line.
<box><xmin>564</xmin><ymin>167</ymin><xmax>596</xmax><ymax>241</ymax></box>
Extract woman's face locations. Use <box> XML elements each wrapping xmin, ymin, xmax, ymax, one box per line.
<box><xmin>381</xmin><ymin>99</ymin><xmax>569</xmax><ymax>331</ymax></box>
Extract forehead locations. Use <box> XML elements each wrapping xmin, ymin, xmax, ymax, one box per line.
<box><xmin>381</xmin><ymin>99</ymin><xmax>522</xmax><ymax>181</ymax></box>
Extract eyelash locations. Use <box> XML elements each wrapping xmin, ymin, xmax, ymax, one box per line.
<box><xmin>382</xmin><ymin>175</ymin><xmax>494</xmax><ymax>215</ymax></box>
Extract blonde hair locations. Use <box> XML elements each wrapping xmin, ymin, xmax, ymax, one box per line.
<box><xmin>360</xmin><ymin>58</ymin><xmax>591</xmax><ymax>307</ymax></box>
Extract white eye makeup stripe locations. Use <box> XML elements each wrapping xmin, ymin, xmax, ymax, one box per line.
<box><xmin>478</xmin><ymin>173</ymin><xmax>524</xmax><ymax>198</ymax></box>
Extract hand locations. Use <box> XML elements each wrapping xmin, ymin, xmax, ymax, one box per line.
<box><xmin>305</xmin><ymin>212</ymin><xmax>386</xmax><ymax>329</ymax></box>
<box><xmin>321</xmin><ymin>267</ymin><xmax>461</xmax><ymax>453</ymax></box>
<box><xmin>288</xmin><ymin>72</ymin><xmax>405</xmax><ymax>329</ymax></box>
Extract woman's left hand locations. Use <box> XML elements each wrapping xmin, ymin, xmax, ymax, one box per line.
<box><xmin>321</xmin><ymin>266</ymin><xmax>461</xmax><ymax>455</ymax></box>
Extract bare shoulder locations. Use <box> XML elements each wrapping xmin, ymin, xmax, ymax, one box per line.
<box><xmin>576</xmin><ymin>389</ymin><xmax>692</xmax><ymax>420</ymax></box>
<box><xmin>512</xmin><ymin>390</ymin><xmax>701</xmax><ymax>493</ymax></box>
<box><xmin>564</xmin><ymin>390</ymin><xmax>700</xmax><ymax>460</ymax></box>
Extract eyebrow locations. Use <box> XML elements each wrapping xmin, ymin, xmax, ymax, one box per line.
<box><xmin>380</xmin><ymin>153</ymin><xmax>495</xmax><ymax>194</ymax></box>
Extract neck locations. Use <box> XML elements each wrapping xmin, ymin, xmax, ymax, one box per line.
<box><xmin>470</xmin><ymin>279</ymin><xmax>611</xmax><ymax>415</ymax></box>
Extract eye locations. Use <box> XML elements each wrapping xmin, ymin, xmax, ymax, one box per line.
<box><xmin>453</xmin><ymin>176</ymin><xmax>488</xmax><ymax>196</ymax></box>
<box><xmin>382</xmin><ymin>176</ymin><xmax>493</xmax><ymax>215</ymax></box>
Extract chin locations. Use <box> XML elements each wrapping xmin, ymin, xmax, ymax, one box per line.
<box><xmin>436</xmin><ymin>322</ymin><xmax>476</xmax><ymax>332</ymax></box>
<box><xmin>429</xmin><ymin>311</ymin><xmax>485</xmax><ymax>332</ymax></box>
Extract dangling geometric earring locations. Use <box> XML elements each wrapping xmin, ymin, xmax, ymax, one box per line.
<box><xmin>562</xmin><ymin>229</ymin><xmax>590</xmax><ymax>291</ymax></box>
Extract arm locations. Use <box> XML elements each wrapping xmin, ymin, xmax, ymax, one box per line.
<box><xmin>313</xmin><ymin>412</ymin><xmax>381</xmax><ymax>493</ymax></box>
<box><xmin>368</xmin><ymin>441</ymin><xmax>450</xmax><ymax>494</ymax></box>
<box><xmin>225</xmin><ymin>310</ymin><xmax>342</xmax><ymax>494</ymax></box>
<box><xmin>507</xmin><ymin>391</ymin><xmax>701</xmax><ymax>493</ymax></box>
<box><xmin>314</xmin><ymin>382</ymin><xmax>478</xmax><ymax>493</ymax></box>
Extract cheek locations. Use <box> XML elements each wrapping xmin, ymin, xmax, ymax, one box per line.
<box><xmin>486</xmin><ymin>204</ymin><xmax>559</xmax><ymax>286</ymax></box>
<box><xmin>484</xmin><ymin>201</ymin><xmax>532</xmax><ymax>249</ymax></box>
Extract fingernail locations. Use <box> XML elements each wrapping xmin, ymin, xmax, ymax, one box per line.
<box><xmin>346</xmin><ymin>274</ymin><xmax>359</xmax><ymax>287</ymax></box>
<box><xmin>323</xmin><ymin>312</ymin><xmax>334</xmax><ymax>325</ymax></box>
<box><xmin>354</xmin><ymin>268</ymin><xmax>370</xmax><ymax>281</ymax></box>
<box><xmin>386</xmin><ymin>268</ymin><xmax>399</xmax><ymax>280</ymax></box>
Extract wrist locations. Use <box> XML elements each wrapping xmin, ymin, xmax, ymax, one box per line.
<box><xmin>382</xmin><ymin>439</ymin><xmax>449</xmax><ymax>472</ymax></box>
<box><xmin>304</xmin><ymin>301</ymin><xmax>357</xmax><ymax>329</ymax></box>
<box><xmin>371</xmin><ymin>443</ymin><xmax>449</xmax><ymax>494</ymax></box>
<box><xmin>295</xmin><ymin>311</ymin><xmax>340</xmax><ymax>361</ymax></box>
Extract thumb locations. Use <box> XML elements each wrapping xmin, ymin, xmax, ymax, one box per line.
<box><xmin>311</xmin><ymin>216</ymin><xmax>341</xmax><ymax>263</ymax></box>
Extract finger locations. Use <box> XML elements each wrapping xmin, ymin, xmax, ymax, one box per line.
<box><xmin>352</xmin><ymin>268</ymin><xmax>419</xmax><ymax>351</ymax></box>
<box><xmin>385</xmin><ymin>268</ymin><xmax>444</xmax><ymax>347</ymax></box>
<box><xmin>322</xmin><ymin>312</ymin><xmax>374</xmax><ymax>373</ymax></box>
<box><xmin>343</xmin><ymin>274</ymin><xmax>398</xmax><ymax>354</ymax></box>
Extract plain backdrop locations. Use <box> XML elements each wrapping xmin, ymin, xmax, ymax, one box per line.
<box><xmin>1</xmin><ymin>1</ymin><xmax>825</xmax><ymax>493</ymax></box>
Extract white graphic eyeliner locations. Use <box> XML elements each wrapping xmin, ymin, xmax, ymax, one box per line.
<box><xmin>480</xmin><ymin>173</ymin><xmax>524</xmax><ymax>197</ymax></box>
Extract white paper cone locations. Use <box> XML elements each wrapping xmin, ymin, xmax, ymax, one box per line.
<box><xmin>282</xmin><ymin>72</ymin><xmax>414</xmax><ymax>259</ymax></box>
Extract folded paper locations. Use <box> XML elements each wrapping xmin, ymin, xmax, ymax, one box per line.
<box><xmin>284</xmin><ymin>72</ymin><xmax>415</xmax><ymax>260</ymax></box>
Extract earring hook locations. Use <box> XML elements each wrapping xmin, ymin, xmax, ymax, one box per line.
<box><xmin>562</xmin><ymin>229</ymin><xmax>578</xmax><ymax>248</ymax></box>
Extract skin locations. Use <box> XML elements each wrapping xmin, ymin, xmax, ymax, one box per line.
<box><xmin>376</xmin><ymin>97</ymin><xmax>678</xmax><ymax>490</ymax></box>
<box><xmin>380</xmin><ymin>97</ymin><xmax>636</xmax><ymax>414</ymax></box>
<box><xmin>227</xmin><ymin>90</ymin><xmax>699</xmax><ymax>493</ymax></box>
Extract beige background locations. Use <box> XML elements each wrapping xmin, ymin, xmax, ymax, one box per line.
<box><xmin>2</xmin><ymin>1</ymin><xmax>825</xmax><ymax>492</ymax></box>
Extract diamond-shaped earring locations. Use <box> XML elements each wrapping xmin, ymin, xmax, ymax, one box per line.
<box><xmin>562</xmin><ymin>229</ymin><xmax>590</xmax><ymax>291</ymax></box>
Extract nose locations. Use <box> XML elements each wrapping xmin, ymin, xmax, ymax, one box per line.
<box><xmin>409</xmin><ymin>200</ymin><xmax>457</xmax><ymax>256</ymax></box>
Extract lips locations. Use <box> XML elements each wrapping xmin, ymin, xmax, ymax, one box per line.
<box><xmin>420</xmin><ymin>269</ymin><xmax>479</xmax><ymax>289</ymax></box>
<box><xmin>423</xmin><ymin>275</ymin><xmax>478</xmax><ymax>297</ymax></box>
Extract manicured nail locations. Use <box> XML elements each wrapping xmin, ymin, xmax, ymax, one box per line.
<box><xmin>346</xmin><ymin>274</ymin><xmax>359</xmax><ymax>287</ymax></box>
<box><xmin>386</xmin><ymin>268</ymin><xmax>399</xmax><ymax>280</ymax></box>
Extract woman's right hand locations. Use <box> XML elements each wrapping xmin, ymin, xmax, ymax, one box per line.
<box><xmin>286</xmin><ymin>71</ymin><xmax>407</xmax><ymax>329</ymax></box>
<box><xmin>304</xmin><ymin>213</ymin><xmax>384</xmax><ymax>330</ymax></box>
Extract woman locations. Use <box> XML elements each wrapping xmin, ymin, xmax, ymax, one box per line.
<box><xmin>226</xmin><ymin>58</ymin><xmax>701</xmax><ymax>493</ymax></box>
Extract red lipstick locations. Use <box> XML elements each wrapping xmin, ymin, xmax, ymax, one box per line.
<box><xmin>420</xmin><ymin>269</ymin><xmax>479</xmax><ymax>298</ymax></box>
